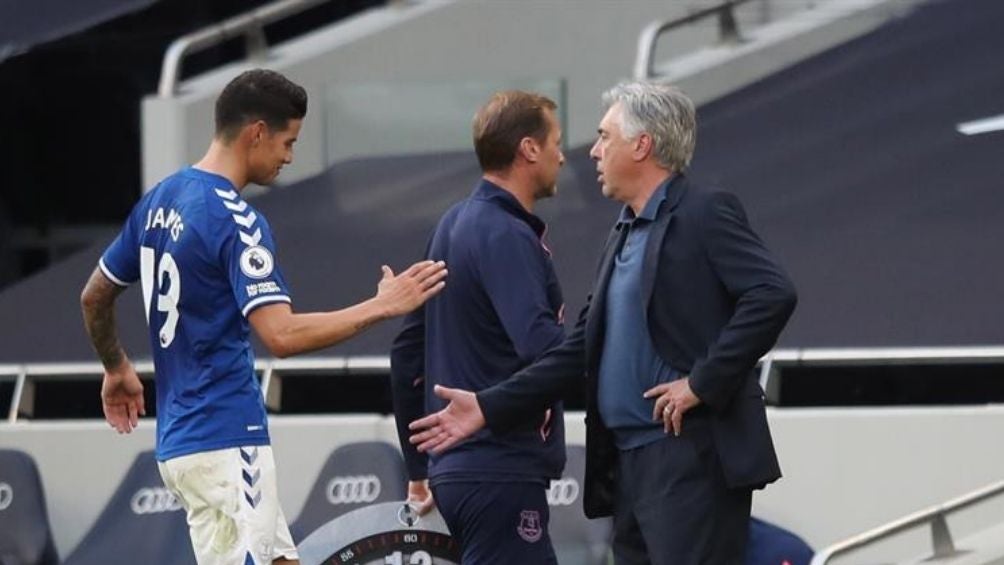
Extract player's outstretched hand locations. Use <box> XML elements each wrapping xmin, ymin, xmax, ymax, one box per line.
<box><xmin>408</xmin><ymin>385</ymin><xmax>485</xmax><ymax>454</ymax></box>
<box><xmin>376</xmin><ymin>260</ymin><xmax>447</xmax><ymax>317</ymax></box>
<box><xmin>101</xmin><ymin>361</ymin><xmax>145</xmax><ymax>434</ymax></box>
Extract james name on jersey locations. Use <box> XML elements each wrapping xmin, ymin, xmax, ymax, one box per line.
<box><xmin>144</xmin><ymin>206</ymin><xmax>185</xmax><ymax>242</ymax></box>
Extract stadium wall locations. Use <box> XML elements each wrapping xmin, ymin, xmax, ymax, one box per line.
<box><xmin>140</xmin><ymin>0</ymin><xmax>903</xmax><ymax>190</ymax></box>
<box><xmin>3</xmin><ymin>407</ymin><xmax>1004</xmax><ymax>557</ymax></box>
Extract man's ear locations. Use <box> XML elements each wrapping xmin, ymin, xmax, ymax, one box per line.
<box><xmin>633</xmin><ymin>132</ymin><xmax>653</xmax><ymax>162</ymax></box>
<box><xmin>246</xmin><ymin>120</ymin><xmax>268</xmax><ymax>147</ymax></box>
<box><xmin>519</xmin><ymin>136</ymin><xmax>541</xmax><ymax>163</ymax></box>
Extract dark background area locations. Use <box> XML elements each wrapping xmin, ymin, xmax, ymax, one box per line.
<box><xmin>0</xmin><ymin>0</ymin><xmax>382</xmax><ymax>289</ymax></box>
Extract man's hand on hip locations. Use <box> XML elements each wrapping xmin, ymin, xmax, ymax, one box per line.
<box><xmin>644</xmin><ymin>377</ymin><xmax>700</xmax><ymax>437</ymax></box>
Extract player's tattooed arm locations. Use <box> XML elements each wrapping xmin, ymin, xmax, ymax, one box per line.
<box><xmin>82</xmin><ymin>267</ymin><xmax>145</xmax><ymax>434</ymax></box>
<box><xmin>81</xmin><ymin>267</ymin><xmax>128</xmax><ymax>370</ymax></box>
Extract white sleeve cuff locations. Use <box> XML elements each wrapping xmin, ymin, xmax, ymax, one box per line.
<box><xmin>242</xmin><ymin>295</ymin><xmax>292</xmax><ymax>317</ymax></box>
<box><xmin>98</xmin><ymin>258</ymin><xmax>130</xmax><ymax>287</ymax></box>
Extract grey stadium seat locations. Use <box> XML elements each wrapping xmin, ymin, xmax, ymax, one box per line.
<box><xmin>62</xmin><ymin>450</ymin><xmax>195</xmax><ymax>565</ymax></box>
<box><xmin>549</xmin><ymin>444</ymin><xmax>613</xmax><ymax>565</ymax></box>
<box><xmin>0</xmin><ymin>449</ymin><xmax>59</xmax><ymax>565</ymax></box>
<box><xmin>289</xmin><ymin>441</ymin><xmax>408</xmax><ymax>542</ymax></box>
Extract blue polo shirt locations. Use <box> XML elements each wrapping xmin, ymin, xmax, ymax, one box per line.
<box><xmin>392</xmin><ymin>179</ymin><xmax>566</xmax><ymax>484</ymax></box>
<box><xmin>598</xmin><ymin>177</ymin><xmax>683</xmax><ymax>450</ymax></box>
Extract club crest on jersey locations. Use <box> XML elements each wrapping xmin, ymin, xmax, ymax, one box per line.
<box><xmin>240</xmin><ymin>246</ymin><xmax>274</xmax><ymax>279</ymax></box>
<box><xmin>516</xmin><ymin>510</ymin><xmax>543</xmax><ymax>543</ymax></box>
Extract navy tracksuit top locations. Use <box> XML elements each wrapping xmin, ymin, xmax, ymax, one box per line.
<box><xmin>391</xmin><ymin>179</ymin><xmax>566</xmax><ymax>484</ymax></box>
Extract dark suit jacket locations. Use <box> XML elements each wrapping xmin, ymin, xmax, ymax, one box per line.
<box><xmin>478</xmin><ymin>174</ymin><xmax>797</xmax><ymax>518</ymax></box>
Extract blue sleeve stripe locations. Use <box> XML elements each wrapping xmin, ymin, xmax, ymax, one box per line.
<box><xmin>242</xmin><ymin>295</ymin><xmax>291</xmax><ymax>317</ymax></box>
<box><xmin>98</xmin><ymin>258</ymin><xmax>131</xmax><ymax>287</ymax></box>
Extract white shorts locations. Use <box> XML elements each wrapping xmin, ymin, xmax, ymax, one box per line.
<box><xmin>159</xmin><ymin>446</ymin><xmax>298</xmax><ymax>565</ymax></box>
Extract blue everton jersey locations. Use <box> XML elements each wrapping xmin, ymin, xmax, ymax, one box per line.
<box><xmin>100</xmin><ymin>167</ymin><xmax>291</xmax><ymax>461</ymax></box>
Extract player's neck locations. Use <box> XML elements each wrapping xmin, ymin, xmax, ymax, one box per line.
<box><xmin>482</xmin><ymin>171</ymin><xmax>537</xmax><ymax>213</ymax></box>
<box><xmin>193</xmin><ymin>141</ymin><xmax>249</xmax><ymax>191</ymax></box>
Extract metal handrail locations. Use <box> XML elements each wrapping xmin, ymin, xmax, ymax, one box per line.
<box><xmin>5</xmin><ymin>346</ymin><xmax>1004</xmax><ymax>422</ymax></box>
<box><xmin>0</xmin><ymin>357</ymin><xmax>374</xmax><ymax>422</ymax></box>
<box><xmin>770</xmin><ymin>346</ymin><xmax>1004</xmax><ymax>365</ymax></box>
<box><xmin>634</xmin><ymin>0</ymin><xmax>759</xmax><ymax>81</ymax></box>
<box><xmin>7</xmin><ymin>367</ymin><xmax>25</xmax><ymax>423</ymax></box>
<box><xmin>810</xmin><ymin>479</ymin><xmax>1004</xmax><ymax>564</ymax></box>
<box><xmin>157</xmin><ymin>0</ymin><xmax>330</xmax><ymax>98</ymax></box>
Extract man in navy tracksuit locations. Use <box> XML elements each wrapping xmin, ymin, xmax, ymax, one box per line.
<box><xmin>391</xmin><ymin>90</ymin><xmax>567</xmax><ymax>564</ymax></box>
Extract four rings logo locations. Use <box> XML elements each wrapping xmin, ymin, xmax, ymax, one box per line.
<box><xmin>130</xmin><ymin>487</ymin><xmax>182</xmax><ymax>515</ymax></box>
<box><xmin>546</xmin><ymin>478</ymin><xmax>579</xmax><ymax>506</ymax></box>
<box><xmin>0</xmin><ymin>482</ymin><xmax>12</xmax><ymax>511</ymax></box>
<box><xmin>326</xmin><ymin>475</ymin><xmax>381</xmax><ymax>505</ymax></box>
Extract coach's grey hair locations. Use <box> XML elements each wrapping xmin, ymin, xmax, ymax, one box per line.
<box><xmin>601</xmin><ymin>81</ymin><xmax>696</xmax><ymax>171</ymax></box>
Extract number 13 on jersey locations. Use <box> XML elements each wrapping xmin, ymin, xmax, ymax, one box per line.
<box><xmin>140</xmin><ymin>246</ymin><xmax>181</xmax><ymax>348</ymax></box>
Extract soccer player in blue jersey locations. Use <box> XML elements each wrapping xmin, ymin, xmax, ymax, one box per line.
<box><xmin>390</xmin><ymin>91</ymin><xmax>567</xmax><ymax>564</ymax></box>
<box><xmin>80</xmin><ymin>69</ymin><xmax>446</xmax><ymax>565</ymax></box>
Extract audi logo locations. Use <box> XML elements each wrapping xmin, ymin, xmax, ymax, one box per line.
<box><xmin>546</xmin><ymin>478</ymin><xmax>579</xmax><ymax>506</ymax></box>
<box><xmin>325</xmin><ymin>475</ymin><xmax>381</xmax><ymax>505</ymax></box>
<box><xmin>130</xmin><ymin>487</ymin><xmax>182</xmax><ymax>515</ymax></box>
<box><xmin>0</xmin><ymin>482</ymin><xmax>11</xmax><ymax>511</ymax></box>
